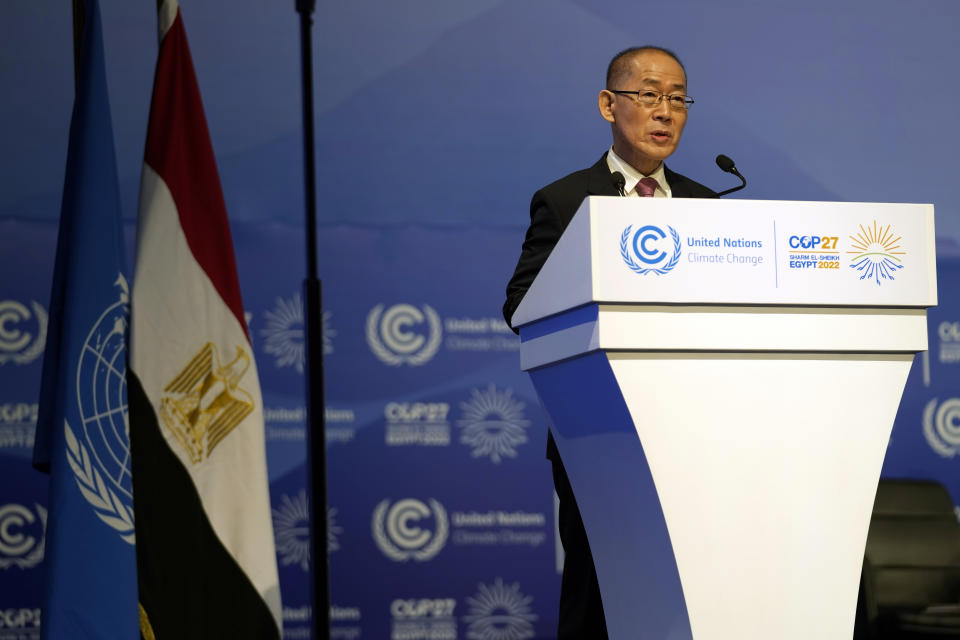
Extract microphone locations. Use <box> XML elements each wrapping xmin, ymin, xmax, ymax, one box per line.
<box><xmin>713</xmin><ymin>154</ymin><xmax>746</xmax><ymax>197</ymax></box>
<box><xmin>611</xmin><ymin>171</ymin><xmax>626</xmax><ymax>196</ymax></box>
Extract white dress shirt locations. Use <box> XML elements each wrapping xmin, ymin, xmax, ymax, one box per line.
<box><xmin>605</xmin><ymin>146</ymin><xmax>672</xmax><ymax>198</ymax></box>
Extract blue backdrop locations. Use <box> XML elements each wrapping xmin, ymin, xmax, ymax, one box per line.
<box><xmin>2</xmin><ymin>1</ymin><xmax>960</xmax><ymax>638</ymax></box>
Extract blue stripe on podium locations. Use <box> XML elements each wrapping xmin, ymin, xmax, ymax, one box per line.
<box><xmin>519</xmin><ymin>303</ymin><xmax>598</xmax><ymax>342</ymax></box>
<box><xmin>530</xmin><ymin>350</ymin><xmax>692</xmax><ymax>640</ymax></box>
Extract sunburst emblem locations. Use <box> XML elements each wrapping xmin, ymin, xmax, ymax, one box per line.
<box><xmin>272</xmin><ymin>490</ymin><xmax>342</xmax><ymax>572</ymax></box>
<box><xmin>463</xmin><ymin>578</ymin><xmax>538</xmax><ymax>640</ymax></box>
<box><xmin>261</xmin><ymin>294</ymin><xmax>335</xmax><ymax>374</ymax></box>
<box><xmin>847</xmin><ymin>221</ymin><xmax>905</xmax><ymax>285</ymax></box>
<box><xmin>457</xmin><ymin>385</ymin><xmax>530</xmax><ymax>464</ymax></box>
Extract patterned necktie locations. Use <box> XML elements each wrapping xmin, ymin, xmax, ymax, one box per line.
<box><xmin>637</xmin><ymin>176</ymin><xmax>659</xmax><ymax>197</ymax></box>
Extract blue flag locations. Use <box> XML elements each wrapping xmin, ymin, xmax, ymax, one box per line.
<box><xmin>32</xmin><ymin>0</ymin><xmax>138</xmax><ymax>637</ymax></box>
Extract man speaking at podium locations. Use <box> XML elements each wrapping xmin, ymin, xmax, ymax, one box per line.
<box><xmin>503</xmin><ymin>46</ymin><xmax>716</xmax><ymax>639</ymax></box>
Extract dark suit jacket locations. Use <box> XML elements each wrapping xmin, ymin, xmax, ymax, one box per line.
<box><xmin>503</xmin><ymin>154</ymin><xmax>716</xmax><ymax>328</ymax></box>
<box><xmin>502</xmin><ymin>153</ymin><xmax>717</xmax><ymax>462</ymax></box>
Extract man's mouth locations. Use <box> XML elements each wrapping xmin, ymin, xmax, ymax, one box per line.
<box><xmin>650</xmin><ymin>130</ymin><xmax>672</xmax><ymax>142</ymax></box>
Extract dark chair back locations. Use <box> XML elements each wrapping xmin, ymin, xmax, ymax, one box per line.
<box><xmin>858</xmin><ymin>479</ymin><xmax>960</xmax><ymax>638</ymax></box>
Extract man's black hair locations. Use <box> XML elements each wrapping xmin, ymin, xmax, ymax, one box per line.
<box><xmin>605</xmin><ymin>46</ymin><xmax>686</xmax><ymax>89</ymax></box>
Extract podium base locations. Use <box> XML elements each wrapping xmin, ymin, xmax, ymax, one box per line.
<box><xmin>531</xmin><ymin>350</ymin><xmax>913</xmax><ymax>640</ymax></box>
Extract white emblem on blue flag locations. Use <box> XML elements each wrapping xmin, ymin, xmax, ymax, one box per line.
<box><xmin>65</xmin><ymin>274</ymin><xmax>134</xmax><ymax>544</ymax></box>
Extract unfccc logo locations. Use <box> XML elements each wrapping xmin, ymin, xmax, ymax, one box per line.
<box><xmin>0</xmin><ymin>504</ymin><xmax>46</xmax><ymax>570</ymax></box>
<box><xmin>923</xmin><ymin>398</ymin><xmax>960</xmax><ymax>458</ymax></box>
<box><xmin>0</xmin><ymin>301</ymin><xmax>47</xmax><ymax>366</ymax></box>
<box><xmin>372</xmin><ymin>498</ymin><xmax>448</xmax><ymax>562</ymax></box>
<box><xmin>366</xmin><ymin>304</ymin><xmax>442</xmax><ymax>366</ymax></box>
<box><xmin>620</xmin><ymin>225</ymin><xmax>680</xmax><ymax>275</ymax></box>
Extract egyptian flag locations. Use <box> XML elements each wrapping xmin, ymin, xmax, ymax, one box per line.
<box><xmin>127</xmin><ymin>1</ymin><xmax>282</xmax><ymax>637</ymax></box>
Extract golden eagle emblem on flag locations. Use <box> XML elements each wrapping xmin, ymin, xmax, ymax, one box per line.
<box><xmin>159</xmin><ymin>342</ymin><xmax>254</xmax><ymax>464</ymax></box>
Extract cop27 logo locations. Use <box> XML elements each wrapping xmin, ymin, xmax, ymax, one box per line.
<box><xmin>848</xmin><ymin>221</ymin><xmax>905</xmax><ymax>285</ymax></box>
<box><xmin>366</xmin><ymin>304</ymin><xmax>442</xmax><ymax>366</ymax></box>
<box><xmin>620</xmin><ymin>225</ymin><xmax>681</xmax><ymax>275</ymax></box>
<box><xmin>372</xmin><ymin>498</ymin><xmax>448</xmax><ymax>562</ymax></box>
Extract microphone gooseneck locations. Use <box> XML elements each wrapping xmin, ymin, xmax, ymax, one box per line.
<box><xmin>714</xmin><ymin>154</ymin><xmax>746</xmax><ymax>197</ymax></box>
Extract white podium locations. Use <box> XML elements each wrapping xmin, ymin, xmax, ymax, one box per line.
<box><xmin>513</xmin><ymin>197</ymin><xmax>937</xmax><ymax>639</ymax></box>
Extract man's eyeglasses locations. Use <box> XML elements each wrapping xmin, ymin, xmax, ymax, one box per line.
<box><xmin>610</xmin><ymin>89</ymin><xmax>694</xmax><ymax>110</ymax></box>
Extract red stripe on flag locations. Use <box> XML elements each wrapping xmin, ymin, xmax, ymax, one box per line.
<box><xmin>143</xmin><ymin>9</ymin><xmax>248</xmax><ymax>340</ymax></box>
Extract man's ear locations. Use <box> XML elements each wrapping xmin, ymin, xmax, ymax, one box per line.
<box><xmin>598</xmin><ymin>90</ymin><xmax>616</xmax><ymax>124</ymax></box>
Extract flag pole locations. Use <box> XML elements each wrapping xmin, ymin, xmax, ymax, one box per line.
<box><xmin>72</xmin><ymin>0</ymin><xmax>85</xmax><ymax>92</ymax></box>
<box><xmin>295</xmin><ymin>0</ymin><xmax>331</xmax><ymax>638</ymax></box>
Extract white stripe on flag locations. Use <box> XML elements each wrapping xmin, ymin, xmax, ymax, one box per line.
<box><xmin>132</xmin><ymin>164</ymin><xmax>282</xmax><ymax>626</ymax></box>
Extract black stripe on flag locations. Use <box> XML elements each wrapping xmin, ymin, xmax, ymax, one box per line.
<box><xmin>129</xmin><ymin>372</ymin><xmax>281</xmax><ymax>640</ymax></box>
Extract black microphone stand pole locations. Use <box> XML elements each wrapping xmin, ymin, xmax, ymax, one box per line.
<box><xmin>295</xmin><ymin>1</ymin><xmax>330</xmax><ymax>638</ymax></box>
<box><xmin>72</xmin><ymin>0</ymin><xmax>85</xmax><ymax>92</ymax></box>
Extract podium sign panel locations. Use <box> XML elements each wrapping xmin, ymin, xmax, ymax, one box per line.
<box><xmin>513</xmin><ymin>198</ymin><xmax>935</xmax><ymax>327</ymax></box>
<box><xmin>515</xmin><ymin>198</ymin><xmax>936</xmax><ymax>639</ymax></box>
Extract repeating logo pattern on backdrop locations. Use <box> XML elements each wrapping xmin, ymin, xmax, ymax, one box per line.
<box><xmin>620</xmin><ymin>224</ymin><xmax>681</xmax><ymax>275</ymax></box>
<box><xmin>0</xmin><ymin>607</ymin><xmax>41</xmax><ymax>637</ymax></box>
<box><xmin>0</xmin><ymin>403</ymin><xmax>37</xmax><ymax>450</ymax></box>
<box><xmin>0</xmin><ymin>504</ymin><xmax>46</xmax><ymax>570</ymax></box>
<box><xmin>261</xmin><ymin>293</ymin><xmax>335</xmax><ymax>374</ymax></box>
<box><xmin>283</xmin><ymin>604</ymin><xmax>363</xmax><ymax>640</ymax></box>
<box><xmin>939</xmin><ymin>322</ymin><xmax>960</xmax><ymax>364</ymax></box>
<box><xmin>391</xmin><ymin>597</ymin><xmax>456</xmax><ymax>640</ymax></box>
<box><xmin>385</xmin><ymin>579</ymin><xmax>538</xmax><ymax>640</ymax></box>
<box><xmin>457</xmin><ymin>385</ymin><xmax>531</xmax><ymax>464</ymax></box>
<box><xmin>923</xmin><ymin>397</ymin><xmax>960</xmax><ymax>458</ymax></box>
<box><xmin>373</xmin><ymin>498</ymin><xmax>449</xmax><ymax>562</ymax></box>
<box><xmin>331</xmin><ymin>605</ymin><xmax>362</xmax><ymax>639</ymax></box>
<box><xmin>272</xmin><ymin>490</ymin><xmax>342</xmax><ymax>572</ymax></box>
<box><xmin>65</xmin><ymin>275</ymin><xmax>134</xmax><ymax>544</ymax></box>
<box><xmin>367</xmin><ymin>303</ymin><xmax>443</xmax><ymax>366</ymax></box>
<box><xmin>463</xmin><ymin>578</ymin><xmax>538</xmax><ymax>640</ymax></box>
<box><xmin>0</xmin><ymin>300</ymin><xmax>47</xmax><ymax>366</ymax></box>
<box><xmin>383</xmin><ymin>385</ymin><xmax>531</xmax><ymax>461</ymax></box>
<box><xmin>848</xmin><ymin>221</ymin><xmax>905</xmax><ymax>285</ymax></box>
<box><xmin>272</xmin><ymin>490</ymin><xmax>310</xmax><ymax>572</ymax></box>
<box><xmin>385</xmin><ymin>401</ymin><xmax>451</xmax><ymax>446</ymax></box>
